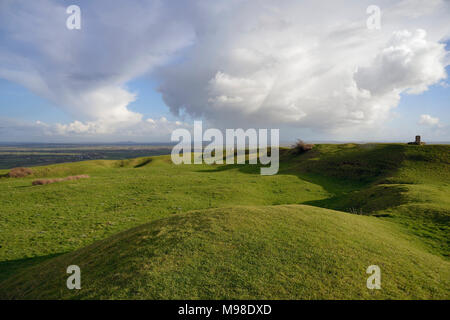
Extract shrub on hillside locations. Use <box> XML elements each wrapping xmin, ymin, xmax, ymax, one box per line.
<box><xmin>292</xmin><ymin>140</ymin><xmax>314</xmax><ymax>155</ymax></box>
<box><xmin>7</xmin><ymin>167</ymin><xmax>33</xmax><ymax>178</ymax></box>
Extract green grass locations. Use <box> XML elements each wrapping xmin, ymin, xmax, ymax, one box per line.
<box><xmin>0</xmin><ymin>155</ymin><xmax>329</xmax><ymax>281</ymax></box>
<box><xmin>1</xmin><ymin>205</ymin><xmax>448</xmax><ymax>300</ymax></box>
<box><xmin>0</xmin><ymin>143</ymin><xmax>448</xmax><ymax>299</ymax></box>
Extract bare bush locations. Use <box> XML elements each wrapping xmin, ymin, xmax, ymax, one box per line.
<box><xmin>292</xmin><ymin>140</ymin><xmax>314</xmax><ymax>155</ymax></box>
<box><xmin>32</xmin><ymin>175</ymin><xmax>90</xmax><ymax>186</ymax></box>
<box><xmin>7</xmin><ymin>167</ymin><xmax>33</xmax><ymax>178</ymax></box>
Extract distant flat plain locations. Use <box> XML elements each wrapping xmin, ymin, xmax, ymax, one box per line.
<box><xmin>0</xmin><ymin>143</ymin><xmax>174</xmax><ymax>169</ymax></box>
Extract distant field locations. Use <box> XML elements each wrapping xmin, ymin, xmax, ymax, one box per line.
<box><xmin>0</xmin><ymin>143</ymin><xmax>448</xmax><ymax>299</ymax></box>
<box><xmin>0</xmin><ymin>144</ymin><xmax>173</xmax><ymax>169</ymax></box>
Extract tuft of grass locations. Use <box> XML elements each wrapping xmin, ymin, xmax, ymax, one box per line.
<box><xmin>7</xmin><ymin>167</ymin><xmax>33</xmax><ymax>178</ymax></box>
<box><xmin>32</xmin><ymin>175</ymin><xmax>90</xmax><ymax>186</ymax></box>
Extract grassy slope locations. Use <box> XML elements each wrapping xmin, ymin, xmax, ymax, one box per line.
<box><xmin>1</xmin><ymin>205</ymin><xmax>448</xmax><ymax>299</ymax></box>
<box><xmin>0</xmin><ymin>155</ymin><xmax>329</xmax><ymax>281</ymax></box>
<box><xmin>0</xmin><ymin>143</ymin><xmax>448</xmax><ymax>299</ymax></box>
<box><xmin>287</xmin><ymin>144</ymin><xmax>450</xmax><ymax>257</ymax></box>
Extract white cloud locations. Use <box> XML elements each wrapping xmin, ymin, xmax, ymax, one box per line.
<box><xmin>53</xmin><ymin>116</ymin><xmax>189</xmax><ymax>138</ymax></box>
<box><xmin>0</xmin><ymin>0</ymin><xmax>449</xmax><ymax>140</ymax></box>
<box><xmin>158</xmin><ymin>0</ymin><xmax>450</xmax><ymax>133</ymax></box>
<box><xmin>0</xmin><ymin>0</ymin><xmax>195</xmax><ymax>136</ymax></box>
<box><xmin>355</xmin><ymin>30</ymin><xmax>447</xmax><ymax>95</ymax></box>
<box><xmin>0</xmin><ymin>117</ymin><xmax>190</xmax><ymax>142</ymax></box>
<box><xmin>418</xmin><ymin>114</ymin><xmax>441</xmax><ymax>126</ymax></box>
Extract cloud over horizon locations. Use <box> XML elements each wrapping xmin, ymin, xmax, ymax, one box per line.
<box><xmin>0</xmin><ymin>0</ymin><xmax>195</xmax><ymax>139</ymax></box>
<box><xmin>419</xmin><ymin>114</ymin><xmax>440</xmax><ymax>126</ymax></box>
<box><xmin>0</xmin><ymin>0</ymin><xmax>449</xmax><ymax>141</ymax></box>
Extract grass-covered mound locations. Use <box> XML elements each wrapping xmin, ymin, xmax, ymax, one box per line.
<box><xmin>1</xmin><ymin>205</ymin><xmax>448</xmax><ymax>300</ymax></box>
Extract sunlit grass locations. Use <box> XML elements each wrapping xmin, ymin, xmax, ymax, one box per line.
<box><xmin>0</xmin><ymin>143</ymin><xmax>448</xmax><ymax>299</ymax></box>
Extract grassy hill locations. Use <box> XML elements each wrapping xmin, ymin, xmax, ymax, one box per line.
<box><xmin>0</xmin><ymin>143</ymin><xmax>448</xmax><ymax>299</ymax></box>
<box><xmin>1</xmin><ymin>205</ymin><xmax>448</xmax><ymax>299</ymax></box>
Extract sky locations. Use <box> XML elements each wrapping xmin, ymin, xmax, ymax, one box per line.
<box><xmin>0</xmin><ymin>0</ymin><xmax>449</xmax><ymax>143</ymax></box>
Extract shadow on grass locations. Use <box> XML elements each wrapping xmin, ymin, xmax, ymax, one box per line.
<box><xmin>0</xmin><ymin>252</ymin><xmax>67</xmax><ymax>283</ymax></box>
<box><xmin>194</xmin><ymin>144</ymin><xmax>409</xmax><ymax>215</ymax></box>
<box><xmin>301</xmin><ymin>185</ymin><xmax>406</xmax><ymax>216</ymax></box>
<box><xmin>14</xmin><ymin>185</ymin><xmax>34</xmax><ymax>189</ymax></box>
<box><xmin>134</xmin><ymin>158</ymin><xmax>153</xmax><ymax>168</ymax></box>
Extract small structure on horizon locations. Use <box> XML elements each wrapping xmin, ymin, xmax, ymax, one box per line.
<box><xmin>408</xmin><ymin>135</ymin><xmax>425</xmax><ymax>145</ymax></box>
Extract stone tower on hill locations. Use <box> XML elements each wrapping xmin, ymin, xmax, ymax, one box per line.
<box><xmin>408</xmin><ymin>135</ymin><xmax>425</xmax><ymax>145</ymax></box>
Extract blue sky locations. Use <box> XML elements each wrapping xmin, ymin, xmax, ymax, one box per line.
<box><xmin>396</xmin><ymin>69</ymin><xmax>450</xmax><ymax>124</ymax></box>
<box><xmin>0</xmin><ymin>0</ymin><xmax>449</xmax><ymax>142</ymax></box>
